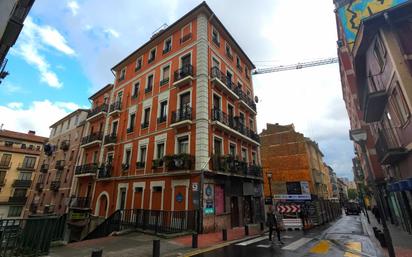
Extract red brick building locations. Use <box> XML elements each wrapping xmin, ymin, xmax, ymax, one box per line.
<box><xmin>69</xmin><ymin>2</ymin><xmax>263</xmax><ymax>236</ymax></box>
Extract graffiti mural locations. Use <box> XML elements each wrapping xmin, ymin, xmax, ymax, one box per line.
<box><xmin>338</xmin><ymin>0</ymin><xmax>409</xmax><ymax>49</ymax></box>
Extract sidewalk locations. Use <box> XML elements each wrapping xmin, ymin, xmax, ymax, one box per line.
<box><xmin>46</xmin><ymin>225</ymin><xmax>265</xmax><ymax>257</ymax></box>
<box><xmin>364</xmin><ymin>211</ymin><xmax>412</xmax><ymax>257</ymax></box>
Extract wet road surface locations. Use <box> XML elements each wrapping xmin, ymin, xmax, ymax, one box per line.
<box><xmin>191</xmin><ymin>214</ymin><xmax>384</xmax><ymax>257</ymax></box>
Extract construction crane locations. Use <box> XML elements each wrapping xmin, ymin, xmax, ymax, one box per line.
<box><xmin>252</xmin><ymin>57</ymin><xmax>338</xmax><ymax>75</ymax></box>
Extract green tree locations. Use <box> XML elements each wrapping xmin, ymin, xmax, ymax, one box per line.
<box><xmin>347</xmin><ymin>188</ymin><xmax>358</xmax><ymax>200</ymax></box>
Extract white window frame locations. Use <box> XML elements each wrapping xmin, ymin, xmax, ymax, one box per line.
<box><xmin>212</xmin><ymin>26</ymin><xmax>220</xmax><ymax>44</ymax></box>
<box><xmin>175</xmin><ymin>132</ymin><xmax>190</xmax><ymax>154</ymax></box>
<box><xmin>229</xmin><ymin>141</ymin><xmax>237</xmax><ymax>157</ymax></box>
<box><xmin>225</xmin><ymin>42</ymin><xmax>232</xmax><ymax>55</ymax></box>
<box><xmin>154</xmin><ymin>133</ymin><xmax>167</xmax><ymax>159</ymax></box>
<box><xmin>146</xmin><ymin>72</ymin><xmax>155</xmax><ymax>90</ymax></box>
<box><xmin>213</xmin><ymin>135</ymin><xmax>224</xmax><ymax>155</ymax></box>
<box><xmin>177</xmin><ymin>87</ymin><xmax>192</xmax><ymax>109</ymax></box>
<box><xmin>163</xmin><ymin>36</ymin><xmax>172</xmax><ymax>53</ymax></box>
<box><xmin>111</xmin><ymin>119</ymin><xmax>119</xmax><ymax>135</ymax></box>
<box><xmin>241</xmin><ymin>147</ymin><xmax>248</xmax><ymax>163</ymax></box>
<box><xmin>212</xmin><ymin>91</ymin><xmax>223</xmax><ymax>110</ymax></box>
<box><xmin>132</xmin><ymin>80</ymin><xmax>140</xmax><ymax>97</ymax></box>
<box><xmin>135</xmin><ymin>56</ymin><xmax>143</xmax><ymax>70</ymax></box>
<box><xmin>178</xmin><ymin>50</ymin><xmax>193</xmax><ymax>68</ymax></box>
<box><xmin>180</xmin><ymin>23</ymin><xmax>192</xmax><ymax>38</ymax></box>
<box><xmin>160</xmin><ymin>62</ymin><xmax>171</xmax><ymax>82</ymax></box>
<box><xmin>123</xmin><ymin>143</ymin><xmax>133</xmax><ymax>165</ymax></box>
<box><xmin>148</xmin><ymin>47</ymin><xmax>157</xmax><ymax>63</ymax></box>
<box><xmin>119</xmin><ymin>68</ymin><xmax>126</xmax><ymax>80</ymax></box>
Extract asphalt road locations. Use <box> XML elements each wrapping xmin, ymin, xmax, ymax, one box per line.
<box><xmin>191</xmin><ymin>214</ymin><xmax>384</xmax><ymax>257</ymax></box>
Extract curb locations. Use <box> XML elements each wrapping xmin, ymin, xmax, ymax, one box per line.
<box><xmin>360</xmin><ymin>214</ymin><xmax>386</xmax><ymax>257</ymax></box>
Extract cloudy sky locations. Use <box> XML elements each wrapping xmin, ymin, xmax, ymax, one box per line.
<box><xmin>0</xmin><ymin>0</ymin><xmax>354</xmax><ymax>179</ymax></box>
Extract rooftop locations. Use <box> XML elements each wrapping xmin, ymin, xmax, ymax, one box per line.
<box><xmin>0</xmin><ymin>129</ymin><xmax>47</xmax><ymax>143</ymax></box>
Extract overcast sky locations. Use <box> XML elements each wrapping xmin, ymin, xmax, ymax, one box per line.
<box><xmin>0</xmin><ymin>0</ymin><xmax>354</xmax><ymax>179</ymax></box>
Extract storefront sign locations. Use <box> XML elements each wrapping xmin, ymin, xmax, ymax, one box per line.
<box><xmin>273</xmin><ymin>194</ymin><xmax>311</xmax><ymax>200</ymax></box>
<box><xmin>204</xmin><ymin>184</ymin><xmax>214</xmax><ymax>214</ymax></box>
<box><xmin>300</xmin><ymin>181</ymin><xmax>310</xmax><ymax>195</ymax></box>
<box><xmin>70</xmin><ymin>212</ymin><xmax>89</xmax><ymax>220</ymax></box>
<box><xmin>192</xmin><ymin>182</ymin><xmax>199</xmax><ymax>192</ymax></box>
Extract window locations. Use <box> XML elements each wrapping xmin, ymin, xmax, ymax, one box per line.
<box><xmin>124</xmin><ymin>148</ymin><xmax>131</xmax><ymax>166</ymax></box>
<box><xmin>212</xmin><ymin>28</ymin><xmax>220</xmax><ymax>46</ymax></box>
<box><xmin>212</xmin><ymin>57</ymin><xmax>220</xmax><ymax>69</ymax></box>
<box><xmin>214</xmin><ymin>137</ymin><xmax>222</xmax><ymax>155</ymax></box>
<box><xmin>5</xmin><ymin>141</ymin><xmax>13</xmax><ymax>147</ymax></box>
<box><xmin>241</xmin><ymin>148</ymin><xmax>247</xmax><ymax>162</ymax></box>
<box><xmin>8</xmin><ymin>206</ymin><xmax>23</xmax><ymax>217</ymax></box>
<box><xmin>135</xmin><ymin>57</ymin><xmax>142</xmax><ymax>71</ymax></box>
<box><xmin>22</xmin><ymin>156</ymin><xmax>36</xmax><ymax>169</ymax></box>
<box><xmin>13</xmin><ymin>188</ymin><xmax>27</xmax><ymax>197</ymax></box>
<box><xmin>245</xmin><ymin>66</ymin><xmax>250</xmax><ymax>79</ymax></box>
<box><xmin>226</xmin><ymin>70</ymin><xmax>233</xmax><ymax>86</ymax></box>
<box><xmin>249</xmin><ymin>118</ymin><xmax>254</xmax><ymax>131</ymax></box>
<box><xmin>179</xmin><ymin>92</ymin><xmax>191</xmax><ymax>110</ymax></box>
<box><xmin>160</xmin><ymin>65</ymin><xmax>170</xmax><ymax>86</ymax></box>
<box><xmin>132</xmin><ymin>82</ymin><xmax>139</xmax><ymax>98</ymax></box>
<box><xmin>374</xmin><ymin>36</ymin><xmax>387</xmax><ymax>71</ymax></box>
<box><xmin>146</xmin><ymin>75</ymin><xmax>153</xmax><ymax>93</ymax></box>
<box><xmin>177</xmin><ymin>136</ymin><xmax>189</xmax><ymax>154</ymax></box>
<box><xmin>181</xmin><ymin>53</ymin><xmax>191</xmax><ymax>68</ymax></box>
<box><xmin>156</xmin><ymin>142</ymin><xmax>165</xmax><ymax>159</ymax></box>
<box><xmin>69</xmin><ymin>150</ymin><xmax>74</xmax><ymax>161</ymax></box>
<box><xmin>213</xmin><ymin>94</ymin><xmax>221</xmax><ymax>110</ymax></box>
<box><xmin>159</xmin><ymin>100</ymin><xmax>168</xmax><ymax>123</ymax></box>
<box><xmin>75</xmin><ymin>115</ymin><xmax>79</xmax><ymax>125</ymax></box>
<box><xmin>0</xmin><ymin>171</ymin><xmax>6</xmax><ymax>183</ymax></box>
<box><xmin>93</xmin><ymin>151</ymin><xmax>98</xmax><ymax>163</ymax></box>
<box><xmin>18</xmin><ymin>172</ymin><xmax>31</xmax><ymax>181</ymax></box>
<box><xmin>55</xmin><ymin>170</ymin><xmax>62</xmax><ymax>181</ymax></box>
<box><xmin>229</xmin><ymin>143</ymin><xmax>236</xmax><ymax>157</ymax></box>
<box><xmin>117</xmin><ymin>91</ymin><xmax>123</xmax><ymax>103</ymax></box>
<box><xmin>127</xmin><ymin>113</ymin><xmax>136</xmax><ymax>133</ymax></box>
<box><xmin>148</xmin><ymin>48</ymin><xmax>156</xmax><ymax>63</ymax></box>
<box><xmin>137</xmin><ymin>145</ymin><xmax>147</xmax><ymax>168</ymax></box>
<box><xmin>0</xmin><ymin>154</ymin><xmax>12</xmax><ymax>166</ymax></box>
<box><xmin>142</xmin><ymin>108</ymin><xmax>150</xmax><ymax>128</ymax></box>
<box><xmin>391</xmin><ymin>83</ymin><xmax>410</xmax><ymax>125</ymax></box>
<box><xmin>225</xmin><ymin>43</ymin><xmax>232</xmax><ymax>59</ymax></box>
<box><xmin>236</xmin><ymin>56</ymin><xmax>242</xmax><ymax>70</ymax></box>
<box><xmin>163</xmin><ymin>37</ymin><xmax>172</xmax><ymax>54</ymax></box>
<box><xmin>119</xmin><ymin>68</ymin><xmax>126</xmax><ymax>81</ymax></box>
<box><xmin>112</xmin><ymin>120</ymin><xmax>118</xmax><ymax>135</ymax></box>
<box><xmin>252</xmin><ymin>152</ymin><xmax>257</xmax><ymax>165</ymax></box>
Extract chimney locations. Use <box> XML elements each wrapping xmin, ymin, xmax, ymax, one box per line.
<box><xmin>28</xmin><ymin>130</ymin><xmax>36</xmax><ymax>135</ymax></box>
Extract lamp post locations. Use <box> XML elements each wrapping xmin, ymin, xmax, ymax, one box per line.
<box><xmin>267</xmin><ymin>171</ymin><xmax>273</xmax><ymax>205</ymax></box>
<box><xmin>350</xmin><ymin>128</ymin><xmax>395</xmax><ymax>257</ymax></box>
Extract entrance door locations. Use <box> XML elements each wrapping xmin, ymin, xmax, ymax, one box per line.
<box><xmin>231</xmin><ymin>197</ymin><xmax>239</xmax><ymax>227</ymax></box>
<box><xmin>180</xmin><ymin>92</ymin><xmax>190</xmax><ymax>110</ymax></box>
<box><xmin>243</xmin><ymin>196</ymin><xmax>253</xmax><ymax>224</ymax></box>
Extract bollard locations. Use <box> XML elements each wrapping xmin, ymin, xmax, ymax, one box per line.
<box><xmin>91</xmin><ymin>249</ymin><xmax>103</xmax><ymax>257</ymax></box>
<box><xmin>153</xmin><ymin>239</ymin><xmax>160</xmax><ymax>257</ymax></box>
<box><xmin>260</xmin><ymin>222</ymin><xmax>264</xmax><ymax>231</ymax></box>
<box><xmin>245</xmin><ymin>224</ymin><xmax>249</xmax><ymax>236</ymax></box>
<box><xmin>222</xmin><ymin>229</ymin><xmax>227</xmax><ymax>241</ymax></box>
<box><xmin>192</xmin><ymin>233</ymin><xmax>198</xmax><ymax>248</ymax></box>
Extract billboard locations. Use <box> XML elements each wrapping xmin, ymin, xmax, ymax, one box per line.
<box><xmin>337</xmin><ymin>0</ymin><xmax>408</xmax><ymax>49</ymax></box>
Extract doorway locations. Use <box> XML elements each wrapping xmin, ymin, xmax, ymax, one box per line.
<box><xmin>231</xmin><ymin>197</ymin><xmax>239</xmax><ymax>227</ymax></box>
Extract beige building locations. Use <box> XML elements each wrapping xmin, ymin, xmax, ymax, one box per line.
<box><xmin>0</xmin><ymin>129</ymin><xmax>47</xmax><ymax>218</ymax></box>
<box><xmin>25</xmin><ymin>109</ymin><xmax>88</xmax><ymax>217</ymax></box>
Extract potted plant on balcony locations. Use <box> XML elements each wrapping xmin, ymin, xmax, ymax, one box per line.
<box><xmin>152</xmin><ymin>158</ymin><xmax>164</xmax><ymax>169</ymax></box>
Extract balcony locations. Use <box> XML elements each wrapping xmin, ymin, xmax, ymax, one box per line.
<box><xmin>173</xmin><ymin>64</ymin><xmax>194</xmax><ymax>87</ymax></box>
<box><xmin>104</xmin><ymin>134</ymin><xmax>117</xmax><ymax>146</ymax></box>
<box><xmin>109</xmin><ymin>101</ymin><xmax>122</xmax><ymax>115</ymax></box>
<box><xmin>0</xmin><ymin>161</ymin><xmax>11</xmax><ymax>169</ymax></box>
<box><xmin>211</xmin><ymin>155</ymin><xmax>248</xmax><ymax>175</ymax></box>
<box><xmin>211</xmin><ymin>109</ymin><xmax>260</xmax><ymax>145</ymax></box>
<box><xmin>12</xmin><ymin>179</ymin><xmax>32</xmax><ymax>188</ymax></box>
<box><xmin>81</xmin><ymin>132</ymin><xmax>103</xmax><ymax>148</ymax></box>
<box><xmin>210</xmin><ymin>67</ymin><xmax>239</xmax><ymax>99</ymax></box>
<box><xmin>50</xmin><ymin>181</ymin><xmax>61</xmax><ymax>191</ymax></box>
<box><xmin>87</xmin><ymin>103</ymin><xmax>108</xmax><ymax>121</ymax></box>
<box><xmin>35</xmin><ymin>182</ymin><xmax>44</xmax><ymax>191</ymax></box>
<box><xmin>8</xmin><ymin>196</ymin><xmax>27</xmax><ymax>205</ymax></box>
<box><xmin>236</xmin><ymin>88</ymin><xmax>257</xmax><ymax>114</ymax></box>
<box><xmin>248</xmin><ymin>164</ymin><xmax>263</xmax><ymax>177</ymax></box>
<box><xmin>361</xmin><ymin>86</ymin><xmax>388</xmax><ymax>123</ymax></box>
<box><xmin>164</xmin><ymin>154</ymin><xmax>194</xmax><ymax>171</ymax></box>
<box><xmin>98</xmin><ymin>164</ymin><xmax>112</xmax><ymax>179</ymax></box>
<box><xmin>55</xmin><ymin>160</ymin><xmax>65</xmax><ymax>170</ymax></box>
<box><xmin>17</xmin><ymin>163</ymin><xmax>35</xmax><ymax>171</ymax></box>
<box><xmin>70</xmin><ymin>197</ymin><xmax>91</xmax><ymax>209</ymax></box>
<box><xmin>171</xmin><ymin>107</ymin><xmax>192</xmax><ymax>128</ymax></box>
<box><xmin>60</xmin><ymin>140</ymin><xmax>70</xmax><ymax>151</ymax></box>
<box><xmin>40</xmin><ymin>164</ymin><xmax>49</xmax><ymax>173</ymax></box>
<box><xmin>152</xmin><ymin>159</ymin><xmax>164</xmax><ymax>169</ymax></box>
<box><xmin>75</xmin><ymin>163</ymin><xmax>99</xmax><ymax>176</ymax></box>
<box><xmin>375</xmin><ymin>131</ymin><xmax>408</xmax><ymax>165</ymax></box>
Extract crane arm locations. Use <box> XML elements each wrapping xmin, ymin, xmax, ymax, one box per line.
<box><xmin>252</xmin><ymin>57</ymin><xmax>339</xmax><ymax>75</ymax></box>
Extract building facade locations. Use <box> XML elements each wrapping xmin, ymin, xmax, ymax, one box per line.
<box><xmin>334</xmin><ymin>0</ymin><xmax>412</xmax><ymax>233</ymax></box>
<box><xmin>260</xmin><ymin>123</ymin><xmax>331</xmax><ymax>201</ymax></box>
<box><xmin>70</xmin><ymin>2</ymin><xmax>263</xmax><ymax>236</ymax></box>
<box><xmin>0</xmin><ymin>0</ymin><xmax>34</xmax><ymax>83</ymax></box>
<box><xmin>25</xmin><ymin>109</ymin><xmax>88</xmax><ymax>217</ymax></box>
<box><xmin>0</xmin><ymin>129</ymin><xmax>47</xmax><ymax>218</ymax></box>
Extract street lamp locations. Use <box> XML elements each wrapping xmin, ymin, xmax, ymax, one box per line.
<box><xmin>349</xmin><ymin>128</ymin><xmax>396</xmax><ymax>257</ymax></box>
<box><xmin>267</xmin><ymin>171</ymin><xmax>273</xmax><ymax>205</ymax></box>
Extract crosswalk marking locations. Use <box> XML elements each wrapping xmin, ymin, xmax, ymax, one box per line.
<box><xmin>257</xmin><ymin>244</ymin><xmax>272</xmax><ymax>248</ymax></box>
<box><xmin>282</xmin><ymin>237</ymin><xmax>313</xmax><ymax>251</ymax></box>
<box><xmin>236</xmin><ymin>236</ymin><xmax>267</xmax><ymax>246</ymax></box>
<box><xmin>309</xmin><ymin>240</ymin><xmax>330</xmax><ymax>254</ymax></box>
<box><xmin>344</xmin><ymin>242</ymin><xmax>362</xmax><ymax>257</ymax></box>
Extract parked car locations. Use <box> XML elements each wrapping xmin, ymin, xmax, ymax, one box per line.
<box><xmin>345</xmin><ymin>202</ymin><xmax>361</xmax><ymax>215</ymax></box>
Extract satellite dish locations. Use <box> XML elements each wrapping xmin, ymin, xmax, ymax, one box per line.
<box><xmin>254</xmin><ymin>96</ymin><xmax>259</xmax><ymax>103</ymax></box>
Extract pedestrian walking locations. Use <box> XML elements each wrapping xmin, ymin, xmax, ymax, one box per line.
<box><xmin>372</xmin><ymin>205</ymin><xmax>381</xmax><ymax>224</ymax></box>
<box><xmin>266</xmin><ymin>206</ymin><xmax>284</xmax><ymax>245</ymax></box>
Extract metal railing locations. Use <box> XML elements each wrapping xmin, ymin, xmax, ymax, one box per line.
<box><xmin>104</xmin><ymin>134</ymin><xmax>117</xmax><ymax>145</ymax></box>
<box><xmin>109</xmin><ymin>101</ymin><xmax>122</xmax><ymax>113</ymax></box>
<box><xmin>171</xmin><ymin>106</ymin><xmax>192</xmax><ymax>124</ymax></box>
<box><xmin>174</xmin><ymin>64</ymin><xmax>193</xmax><ymax>82</ymax></box>
<box><xmin>210</xmin><ymin>67</ymin><xmax>236</xmax><ymax>92</ymax></box>
<box><xmin>87</xmin><ymin>103</ymin><xmax>108</xmax><ymax>118</ymax></box>
<box><xmin>81</xmin><ymin>132</ymin><xmax>103</xmax><ymax>145</ymax></box>
<box><xmin>98</xmin><ymin>164</ymin><xmax>112</xmax><ymax>178</ymax></box>
<box><xmin>0</xmin><ymin>161</ymin><xmax>11</xmax><ymax>169</ymax></box>
<box><xmin>236</xmin><ymin>88</ymin><xmax>257</xmax><ymax>111</ymax></box>
<box><xmin>17</xmin><ymin>163</ymin><xmax>35</xmax><ymax>171</ymax></box>
<box><xmin>12</xmin><ymin>180</ymin><xmax>31</xmax><ymax>188</ymax></box>
<box><xmin>70</xmin><ymin>197</ymin><xmax>91</xmax><ymax>209</ymax></box>
<box><xmin>55</xmin><ymin>160</ymin><xmax>65</xmax><ymax>170</ymax></box>
<box><xmin>84</xmin><ymin>209</ymin><xmax>199</xmax><ymax>240</ymax></box>
<box><xmin>75</xmin><ymin>163</ymin><xmax>99</xmax><ymax>175</ymax></box>
<box><xmin>60</xmin><ymin>140</ymin><xmax>70</xmax><ymax>151</ymax></box>
<box><xmin>50</xmin><ymin>181</ymin><xmax>61</xmax><ymax>191</ymax></box>
<box><xmin>8</xmin><ymin>196</ymin><xmax>27</xmax><ymax>204</ymax></box>
<box><xmin>164</xmin><ymin>154</ymin><xmax>194</xmax><ymax>171</ymax></box>
<box><xmin>40</xmin><ymin>164</ymin><xmax>48</xmax><ymax>173</ymax></box>
<box><xmin>0</xmin><ymin>214</ymin><xmax>66</xmax><ymax>257</ymax></box>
